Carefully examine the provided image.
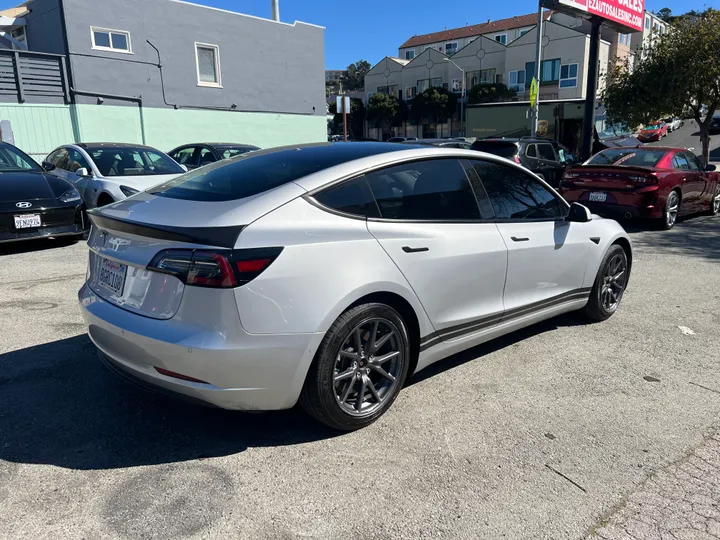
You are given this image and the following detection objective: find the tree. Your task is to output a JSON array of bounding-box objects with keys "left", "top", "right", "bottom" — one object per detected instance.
[
  {"left": 656, "top": 7, "right": 673, "bottom": 23},
  {"left": 409, "top": 87, "right": 458, "bottom": 137},
  {"left": 366, "top": 93, "right": 400, "bottom": 136},
  {"left": 329, "top": 98, "right": 366, "bottom": 139},
  {"left": 467, "top": 83, "right": 517, "bottom": 104},
  {"left": 602, "top": 9, "right": 720, "bottom": 163},
  {"left": 341, "top": 60, "right": 371, "bottom": 91}
]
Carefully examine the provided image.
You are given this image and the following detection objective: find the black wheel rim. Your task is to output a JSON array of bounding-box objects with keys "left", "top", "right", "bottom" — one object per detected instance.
[
  {"left": 666, "top": 192, "right": 679, "bottom": 227},
  {"left": 601, "top": 253, "right": 627, "bottom": 312},
  {"left": 333, "top": 317, "right": 405, "bottom": 417}
]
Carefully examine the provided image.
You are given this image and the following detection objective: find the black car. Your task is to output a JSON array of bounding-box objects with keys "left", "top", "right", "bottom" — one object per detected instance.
[
  {"left": 168, "top": 142, "right": 260, "bottom": 170},
  {"left": 709, "top": 114, "right": 720, "bottom": 135},
  {"left": 470, "top": 137, "right": 576, "bottom": 188},
  {"left": 403, "top": 138, "right": 472, "bottom": 149},
  {"left": 0, "top": 142, "right": 86, "bottom": 244}
]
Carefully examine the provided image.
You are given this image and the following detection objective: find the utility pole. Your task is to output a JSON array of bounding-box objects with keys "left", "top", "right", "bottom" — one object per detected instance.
[
  {"left": 530, "top": 3, "right": 544, "bottom": 136},
  {"left": 271, "top": 0, "right": 279, "bottom": 21},
  {"left": 343, "top": 100, "right": 348, "bottom": 142}
]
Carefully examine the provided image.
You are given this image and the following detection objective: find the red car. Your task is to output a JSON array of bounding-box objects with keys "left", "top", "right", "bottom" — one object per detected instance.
[
  {"left": 637, "top": 121, "right": 668, "bottom": 142},
  {"left": 560, "top": 147, "right": 720, "bottom": 230}
]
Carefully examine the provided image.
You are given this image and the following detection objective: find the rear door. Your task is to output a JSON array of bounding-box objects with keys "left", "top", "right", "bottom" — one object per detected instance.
[
  {"left": 536, "top": 142, "right": 564, "bottom": 187},
  {"left": 682, "top": 152, "right": 708, "bottom": 202},
  {"left": 671, "top": 152, "right": 701, "bottom": 202},
  {"left": 365, "top": 158, "right": 508, "bottom": 341},
  {"left": 471, "top": 158, "right": 589, "bottom": 314}
]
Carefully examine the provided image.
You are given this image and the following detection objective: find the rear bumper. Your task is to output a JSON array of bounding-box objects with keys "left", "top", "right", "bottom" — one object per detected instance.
[
  {"left": 561, "top": 188, "right": 663, "bottom": 219},
  {"left": 0, "top": 205, "right": 87, "bottom": 243},
  {"left": 0, "top": 222, "right": 85, "bottom": 243},
  {"left": 79, "top": 283, "right": 324, "bottom": 411}
]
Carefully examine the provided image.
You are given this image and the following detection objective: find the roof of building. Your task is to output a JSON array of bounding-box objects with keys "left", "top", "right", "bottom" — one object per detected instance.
[
  {"left": 388, "top": 57, "right": 411, "bottom": 66},
  {"left": 399, "top": 11, "right": 552, "bottom": 49}
]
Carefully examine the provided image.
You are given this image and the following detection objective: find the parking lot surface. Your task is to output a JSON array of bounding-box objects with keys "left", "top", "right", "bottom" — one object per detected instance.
[{"left": 1, "top": 213, "right": 719, "bottom": 540}]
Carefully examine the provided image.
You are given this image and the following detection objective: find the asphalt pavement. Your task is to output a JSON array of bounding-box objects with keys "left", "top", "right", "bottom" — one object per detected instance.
[
  {"left": 1, "top": 212, "right": 719, "bottom": 539},
  {"left": 644, "top": 118, "right": 720, "bottom": 163}
]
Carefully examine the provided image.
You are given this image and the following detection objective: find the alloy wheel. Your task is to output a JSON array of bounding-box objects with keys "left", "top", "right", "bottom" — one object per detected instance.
[
  {"left": 333, "top": 318, "right": 405, "bottom": 417},
  {"left": 666, "top": 192, "right": 679, "bottom": 228},
  {"left": 601, "top": 253, "right": 627, "bottom": 312},
  {"left": 713, "top": 186, "right": 720, "bottom": 214}
]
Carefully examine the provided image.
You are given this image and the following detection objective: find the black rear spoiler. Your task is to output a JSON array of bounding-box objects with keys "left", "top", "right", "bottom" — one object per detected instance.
[{"left": 88, "top": 212, "right": 245, "bottom": 248}]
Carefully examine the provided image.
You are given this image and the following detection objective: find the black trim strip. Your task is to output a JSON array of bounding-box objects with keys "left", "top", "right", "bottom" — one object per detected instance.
[
  {"left": 419, "top": 287, "right": 592, "bottom": 352},
  {"left": 88, "top": 213, "right": 245, "bottom": 248}
]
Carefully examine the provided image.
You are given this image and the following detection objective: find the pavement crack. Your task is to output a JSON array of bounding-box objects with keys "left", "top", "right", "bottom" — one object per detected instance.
[
  {"left": 689, "top": 382, "right": 720, "bottom": 395},
  {"left": 545, "top": 464, "right": 587, "bottom": 493}
]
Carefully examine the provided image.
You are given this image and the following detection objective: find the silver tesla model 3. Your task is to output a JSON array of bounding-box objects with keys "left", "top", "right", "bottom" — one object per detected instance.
[{"left": 79, "top": 143, "right": 632, "bottom": 430}]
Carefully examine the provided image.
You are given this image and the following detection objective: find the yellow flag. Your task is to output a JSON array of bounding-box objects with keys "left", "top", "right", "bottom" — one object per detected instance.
[{"left": 530, "top": 77, "right": 539, "bottom": 108}]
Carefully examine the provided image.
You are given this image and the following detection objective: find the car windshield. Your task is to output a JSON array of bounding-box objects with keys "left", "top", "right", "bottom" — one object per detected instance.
[
  {"left": 471, "top": 141, "right": 518, "bottom": 159},
  {"left": 645, "top": 124, "right": 661, "bottom": 130},
  {"left": 587, "top": 149, "right": 668, "bottom": 167},
  {"left": 0, "top": 145, "right": 42, "bottom": 173},
  {"left": 216, "top": 146, "right": 258, "bottom": 160},
  {"left": 88, "top": 146, "right": 184, "bottom": 176}
]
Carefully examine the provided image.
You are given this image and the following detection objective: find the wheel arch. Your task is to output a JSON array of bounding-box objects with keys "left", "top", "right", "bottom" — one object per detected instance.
[{"left": 611, "top": 236, "right": 633, "bottom": 282}]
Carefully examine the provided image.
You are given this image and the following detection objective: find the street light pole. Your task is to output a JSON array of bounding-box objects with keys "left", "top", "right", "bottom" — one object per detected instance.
[
  {"left": 444, "top": 57, "right": 465, "bottom": 137},
  {"left": 531, "top": 3, "right": 544, "bottom": 136}
]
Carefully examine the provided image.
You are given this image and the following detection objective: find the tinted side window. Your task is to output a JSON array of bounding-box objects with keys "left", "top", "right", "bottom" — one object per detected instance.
[
  {"left": 199, "top": 148, "right": 217, "bottom": 166},
  {"left": 672, "top": 153, "right": 690, "bottom": 170},
  {"left": 526, "top": 144, "right": 537, "bottom": 158},
  {"left": 683, "top": 153, "right": 700, "bottom": 171},
  {"left": 472, "top": 160, "right": 565, "bottom": 220},
  {"left": 172, "top": 147, "right": 197, "bottom": 166},
  {"left": 537, "top": 143, "right": 557, "bottom": 161},
  {"left": 314, "top": 176, "right": 380, "bottom": 218},
  {"left": 67, "top": 149, "right": 91, "bottom": 173},
  {"left": 366, "top": 159, "right": 482, "bottom": 220},
  {"left": 52, "top": 148, "right": 72, "bottom": 171}
]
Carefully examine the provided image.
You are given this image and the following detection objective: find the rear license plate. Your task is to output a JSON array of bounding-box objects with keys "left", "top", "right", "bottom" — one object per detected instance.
[
  {"left": 98, "top": 258, "right": 127, "bottom": 296},
  {"left": 14, "top": 214, "right": 41, "bottom": 229},
  {"left": 589, "top": 192, "right": 607, "bottom": 202}
]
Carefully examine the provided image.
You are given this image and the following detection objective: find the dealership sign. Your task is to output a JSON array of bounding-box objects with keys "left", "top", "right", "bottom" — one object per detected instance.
[{"left": 550, "top": 0, "right": 645, "bottom": 32}]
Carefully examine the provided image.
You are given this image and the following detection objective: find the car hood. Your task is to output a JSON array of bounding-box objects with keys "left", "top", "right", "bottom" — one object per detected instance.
[
  {"left": 0, "top": 171, "right": 71, "bottom": 202},
  {"left": 99, "top": 173, "right": 184, "bottom": 191}
]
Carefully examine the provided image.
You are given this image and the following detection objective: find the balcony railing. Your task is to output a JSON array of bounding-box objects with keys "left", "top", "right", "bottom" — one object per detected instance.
[{"left": 0, "top": 49, "right": 70, "bottom": 104}]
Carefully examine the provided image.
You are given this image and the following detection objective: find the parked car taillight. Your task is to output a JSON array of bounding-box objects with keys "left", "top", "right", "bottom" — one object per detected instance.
[
  {"left": 628, "top": 174, "right": 659, "bottom": 184},
  {"left": 514, "top": 156, "right": 522, "bottom": 164},
  {"left": 148, "top": 247, "right": 283, "bottom": 288}
]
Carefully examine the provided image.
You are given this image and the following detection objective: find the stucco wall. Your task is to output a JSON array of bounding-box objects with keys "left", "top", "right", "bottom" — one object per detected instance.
[{"left": 22, "top": 0, "right": 67, "bottom": 55}]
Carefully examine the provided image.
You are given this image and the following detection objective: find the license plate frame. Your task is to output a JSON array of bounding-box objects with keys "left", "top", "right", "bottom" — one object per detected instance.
[
  {"left": 14, "top": 214, "right": 42, "bottom": 229},
  {"left": 589, "top": 192, "right": 607, "bottom": 203},
  {"left": 98, "top": 257, "right": 127, "bottom": 296}
]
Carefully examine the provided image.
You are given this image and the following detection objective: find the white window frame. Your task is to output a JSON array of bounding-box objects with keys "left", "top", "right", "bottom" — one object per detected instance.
[
  {"left": 559, "top": 63, "right": 579, "bottom": 89},
  {"left": 508, "top": 70, "right": 526, "bottom": 92},
  {"left": 495, "top": 33, "right": 507, "bottom": 45},
  {"left": 90, "top": 27, "right": 132, "bottom": 54},
  {"left": 444, "top": 41, "right": 458, "bottom": 55},
  {"left": 405, "top": 49, "right": 415, "bottom": 60},
  {"left": 195, "top": 42, "right": 222, "bottom": 88}
]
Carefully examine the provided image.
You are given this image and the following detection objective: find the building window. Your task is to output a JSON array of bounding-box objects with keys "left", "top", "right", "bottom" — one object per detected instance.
[
  {"left": 405, "top": 50, "right": 415, "bottom": 60},
  {"left": 645, "top": 16, "right": 650, "bottom": 29},
  {"left": 416, "top": 78, "right": 443, "bottom": 93},
  {"left": 560, "top": 63, "right": 578, "bottom": 88},
  {"left": 91, "top": 27, "right": 131, "bottom": 53},
  {"left": 525, "top": 58, "right": 561, "bottom": 86},
  {"left": 495, "top": 34, "right": 507, "bottom": 45},
  {"left": 377, "top": 85, "right": 399, "bottom": 97},
  {"left": 445, "top": 42, "right": 458, "bottom": 55},
  {"left": 508, "top": 70, "right": 526, "bottom": 92},
  {"left": 520, "top": 29, "right": 530, "bottom": 37},
  {"left": 405, "top": 86, "right": 417, "bottom": 100},
  {"left": 495, "top": 73, "right": 503, "bottom": 84},
  {"left": 195, "top": 43, "right": 221, "bottom": 87}
]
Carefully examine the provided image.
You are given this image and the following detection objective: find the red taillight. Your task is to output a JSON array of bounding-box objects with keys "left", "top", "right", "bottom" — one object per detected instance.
[
  {"left": 148, "top": 247, "right": 283, "bottom": 288},
  {"left": 154, "top": 367, "right": 209, "bottom": 384},
  {"left": 514, "top": 156, "right": 522, "bottom": 164},
  {"left": 628, "top": 174, "right": 659, "bottom": 185}
]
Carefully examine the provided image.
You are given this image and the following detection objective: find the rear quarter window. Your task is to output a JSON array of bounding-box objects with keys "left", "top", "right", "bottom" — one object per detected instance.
[{"left": 313, "top": 177, "right": 380, "bottom": 218}]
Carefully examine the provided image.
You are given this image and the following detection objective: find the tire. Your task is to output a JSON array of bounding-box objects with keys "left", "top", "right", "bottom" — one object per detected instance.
[
  {"left": 706, "top": 184, "right": 720, "bottom": 216},
  {"left": 583, "top": 244, "right": 629, "bottom": 322},
  {"left": 300, "top": 303, "right": 411, "bottom": 431},
  {"left": 661, "top": 190, "right": 680, "bottom": 230}
]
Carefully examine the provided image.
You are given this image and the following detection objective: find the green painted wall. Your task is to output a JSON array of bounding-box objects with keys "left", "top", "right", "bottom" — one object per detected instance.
[{"left": 0, "top": 103, "right": 327, "bottom": 159}]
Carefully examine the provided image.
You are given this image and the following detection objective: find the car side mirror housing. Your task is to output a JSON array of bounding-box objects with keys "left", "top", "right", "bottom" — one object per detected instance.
[
  {"left": 566, "top": 202, "right": 592, "bottom": 223},
  {"left": 705, "top": 164, "right": 717, "bottom": 172},
  {"left": 42, "top": 161, "right": 56, "bottom": 171},
  {"left": 76, "top": 167, "right": 91, "bottom": 177}
]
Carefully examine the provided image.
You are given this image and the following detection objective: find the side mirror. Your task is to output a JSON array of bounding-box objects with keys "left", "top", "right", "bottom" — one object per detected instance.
[
  {"left": 705, "top": 164, "right": 717, "bottom": 172},
  {"left": 42, "top": 161, "right": 56, "bottom": 171},
  {"left": 566, "top": 202, "right": 592, "bottom": 223},
  {"left": 75, "top": 167, "right": 91, "bottom": 177}
]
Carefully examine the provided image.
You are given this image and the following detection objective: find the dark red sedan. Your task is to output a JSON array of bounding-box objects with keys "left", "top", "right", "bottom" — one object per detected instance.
[
  {"left": 637, "top": 121, "right": 668, "bottom": 142},
  {"left": 560, "top": 147, "right": 720, "bottom": 230}
]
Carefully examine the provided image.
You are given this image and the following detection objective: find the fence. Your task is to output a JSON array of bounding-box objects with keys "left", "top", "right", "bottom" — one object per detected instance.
[{"left": 0, "top": 49, "right": 69, "bottom": 104}]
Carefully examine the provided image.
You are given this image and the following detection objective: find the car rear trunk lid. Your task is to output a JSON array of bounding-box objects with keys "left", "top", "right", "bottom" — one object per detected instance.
[{"left": 563, "top": 166, "right": 658, "bottom": 190}]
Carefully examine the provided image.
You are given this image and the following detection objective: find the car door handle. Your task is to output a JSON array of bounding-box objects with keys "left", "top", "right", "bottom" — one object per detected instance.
[
  {"left": 402, "top": 246, "right": 429, "bottom": 253},
  {"left": 510, "top": 236, "right": 530, "bottom": 242}
]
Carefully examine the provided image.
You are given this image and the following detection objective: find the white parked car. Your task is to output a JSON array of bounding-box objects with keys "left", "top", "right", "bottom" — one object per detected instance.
[
  {"left": 44, "top": 143, "right": 186, "bottom": 208},
  {"left": 79, "top": 143, "right": 633, "bottom": 430},
  {"left": 663, "top": 118, "right": 684, "bottom": 132}
]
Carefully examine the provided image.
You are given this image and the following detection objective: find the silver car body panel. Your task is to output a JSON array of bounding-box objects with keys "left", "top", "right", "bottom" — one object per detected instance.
[{"left": 79, "top": 145, "right": 632, "bottom": 411}]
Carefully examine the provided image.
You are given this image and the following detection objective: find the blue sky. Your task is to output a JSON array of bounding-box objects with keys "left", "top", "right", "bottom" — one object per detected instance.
[{"left": 2, "top": 0, "right": 717, "bottom": 68}]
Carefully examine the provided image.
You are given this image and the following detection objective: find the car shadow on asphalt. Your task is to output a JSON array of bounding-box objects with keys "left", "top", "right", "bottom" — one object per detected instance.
[
  {"left": 0, "top": 334, "right": 341, "bottom": 470},
  {"left": 0, "top": 237, "right": 82, "bottom": 256},
  {"left": 621, "top": 214, "right": 720, "bottom": 261}
]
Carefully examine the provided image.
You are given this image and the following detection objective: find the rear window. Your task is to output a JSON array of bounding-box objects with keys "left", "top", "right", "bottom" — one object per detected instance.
[
  {"left": 587, "top": 149, "right": 668, "bottom": 167},
  {"left": 148, "top": 143, "right": 407, "bottom": 202},
  {"left": 216, "top": 146, "right": 259, "bottom": 160},
  {"left": 471, "top": 141, "right": 518, "bottom": 159}
]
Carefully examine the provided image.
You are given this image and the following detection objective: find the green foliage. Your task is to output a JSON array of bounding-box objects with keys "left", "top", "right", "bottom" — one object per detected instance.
[
  {"left": 366, "top": 93, "right": 400, "bottom": 130},
  {"left": 602, "top": 9, "right": 720, "bottom": 162},
  {"left": 467, "top": 83, "right": 517, "bottom": 104},
  {"left": 341, "top": 60, "right": 371, "bottom": 91},
  {"left": 329, "top": 98, "right": 366, "bottom": 139},
  {"left": 409, "top": 87, "right": 458, "bottom": 128}
]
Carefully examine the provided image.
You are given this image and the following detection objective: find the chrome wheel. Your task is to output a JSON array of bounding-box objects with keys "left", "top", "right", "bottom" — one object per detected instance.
[
  {"left": 666, "top": 191, "right": 679, "bottom": 228},
  {"left": 333, "top": 317, "right": 405, "bottom": 417},
  {"left": 601, "top": 253, "right": 627, "bottom": 312},
  {"left": 713, "top": 186, "right": 720, "bottom": 214}
]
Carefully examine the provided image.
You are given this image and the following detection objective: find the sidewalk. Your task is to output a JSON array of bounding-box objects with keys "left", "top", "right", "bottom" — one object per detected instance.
[{"left": 589, "top": 429, "right": 720, "bottom": 540}]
